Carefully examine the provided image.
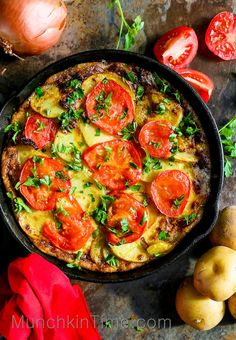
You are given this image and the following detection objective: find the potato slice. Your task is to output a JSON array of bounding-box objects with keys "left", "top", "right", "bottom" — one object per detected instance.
[
  {"left": 90, "top": 230, "right": 106, "bottom": 265},
  {"left": 16, "top": 145, "right": 51, "bottom": 166},
  {"left": 70, "top": 168, "right": 105, "bottom": 213},
  {"left": 18, "top": 210, "right": 54, "bottom": 238},
  {"left": 54, "top": 127, "right": 86, "bottom": 162},
  {"left": 174, "top": 151, "right": 198, "bottom": 163},
  {"left": 78, "top": 121, "right": 114, "bottom": 146},
  {"left": 147, "top": 241, "right": 174, "bottom": 256},
  {"left": 30, "top": 85, "right": 64, "bottom": 118},
  {"left": 81, "top": 72, "right": 135, "bottom": 99},
  {"left": 111, "top": 241, "right": 150, "bottom": 263},
  {"left": 135, "top": 90, "right": 183, "bottom": 127}
]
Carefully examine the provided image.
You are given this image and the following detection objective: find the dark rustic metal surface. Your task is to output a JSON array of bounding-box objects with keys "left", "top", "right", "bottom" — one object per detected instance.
[{"left": 0, "top": 1, "right": 236, "bottom": 339}]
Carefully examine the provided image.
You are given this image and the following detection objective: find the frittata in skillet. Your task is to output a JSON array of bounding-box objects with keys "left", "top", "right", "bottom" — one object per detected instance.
[{"left": 2, "top": 61, "right": 210, "bottom": 272}]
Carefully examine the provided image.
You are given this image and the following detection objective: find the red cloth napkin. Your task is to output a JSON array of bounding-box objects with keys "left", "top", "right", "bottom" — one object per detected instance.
[{"left": 0, "top": 254, "right": 101, "bottom": 340}]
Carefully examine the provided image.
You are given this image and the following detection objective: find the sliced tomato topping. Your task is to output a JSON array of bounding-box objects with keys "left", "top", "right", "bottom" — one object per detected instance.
[
  {"left": 154, "top": 26, "right": 198, "bottom": 69},
  {"left": 86, "top": 79, "right": 134, "bottom": 135},
  {"left": 205, "top": 11, "right": 236, "bottom": 60},
  {"left": 151, "top": 170, "right": 190, "bottom": 217},
  {"left": 138, "top": 120, "right": 173, "bottom": 159},
  {"left": 82, "top": 140, "right": 142, "bottom": 190},
  {"left": 106, "top": 192, "right": 148, "bottom": 245},
  {"left": 20, "top": 157, "right": 71, "bottom": 211},
  {"left": 25, "top": 113, "right": 58, "bottom": 149},
  {"left": 177, "top": 69, "right": 214, "bottom": 103},
  {"left": 43, "top": 194, "right": 94, "bottom": 251}
]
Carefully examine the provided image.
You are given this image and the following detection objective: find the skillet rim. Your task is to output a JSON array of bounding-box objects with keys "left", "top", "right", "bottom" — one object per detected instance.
[{"left": 0, "top": 49, "right": 224, "bottom": 283}]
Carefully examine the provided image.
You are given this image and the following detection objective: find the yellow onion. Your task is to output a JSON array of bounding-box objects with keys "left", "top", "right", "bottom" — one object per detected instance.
[{"left": 0, "top": 0, "right": 67, "bottom": 56}]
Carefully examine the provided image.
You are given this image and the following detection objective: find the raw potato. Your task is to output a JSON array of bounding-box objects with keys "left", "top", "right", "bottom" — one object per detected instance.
[
  {"left": 176, "top": 277, "right": 225, "bottom": 331},
  {"left": 193, "top": 246, "right": 236, "bottom": 301},
  {"left": 209, "top": 206, "right": 236, "bottom": 250},
  {"left": 30, "top": 85, "right": 64, "bottom": 118},
  {"left": 228, "top": 293, "right": 236, "bottom": 319}
]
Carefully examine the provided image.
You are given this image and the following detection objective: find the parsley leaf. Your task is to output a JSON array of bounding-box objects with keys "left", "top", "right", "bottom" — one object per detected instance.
[
  {"left": 173, "top": 194, "right": 185, "bottom": 208},
  {"left": 219, "top": 115, "right": 236, "bottom": 177},
  {"left": 158, "top": 230, "right": 170, "bottom": 241},
  {"left": 108, "top": 0, "right": 144, "bottom": 51},
  {"left": 4, "top": 122, "right": 22, "bottom": 143},
  {"left": 35, "top": 87, "right": 44, "bottom": 98},
  {"left": 143, "top": 151, "right": 162, "bottom": 173},
  {"left": 179, "top": 113, "right": 199, "bottom": 137},
  {"left": 184, "top": 213, "right": 197, "bottom": 225},
  {"left": 7, "top": 192, "right": 32, "bottom": 214},
  {"left": 105, "top": 254, "right": 119, "bottom": 267},
  {"left": 120, "top": 121, "right": 137, "bottom": 140}
]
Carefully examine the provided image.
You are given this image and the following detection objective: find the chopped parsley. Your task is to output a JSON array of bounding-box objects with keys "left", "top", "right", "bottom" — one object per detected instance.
[
  {"left": 149, "top": 141, "right": 160, "bottom": 148},
  {"left": 35, "top": 87, "right": 44, "bottom": 98},
  {"left": 129, "top": 162, "right": 138, "bottom": 169},
  {"left": 120, "top": 108, "right": 128, "bottom": 120},
  {"left": 55, "top": 171, "right": 69, "bottom": 181},
  {"left": 105, "top": 254, "right": 119, "bottom": 267},
  {"left": 136, "top": 86, "right": 144, "bottom": 100},
  {"left": 66, "top": 251, "right": 83, "bottom": 269},
  {"left": 95, "top": 128, "right": 101, "bottom": 136},
  {"left": 92, "top": 195, "right": 115, "bottom": 225},
  {"left": 7, "top": 192, "right": 32, "bottom": 214},
  {"left": 102, "top": 78, "right": 109, "bottom": 84},
  {"left": 104, "top": 145, "right": 112, "bottom": 161},
  {"left": 143, "top": 194, "right": 149, "bottom": 207},
  {"left": 173, "top": 194, "right": 185, "bottom": 208},
  {"left": 179, "top": 113, "right": 199, "bottom": 137},
  {"left": 140, "top": 211, "right": 148, "bottom": 226},
  {"left": 125, "top": 71, "right": 137, "bottom": 83},
  {"left": 120, "top": 218, "right": 129, "bottom": 233},
  {"left": 95, "top": 91, "right": 113, "bottom": 116},
  {"left": 58, "top": 108, "right": 85, "bottom": 129},
  {"left": 83, "top": 182, "right": 93, "bottom": 189},
  {"left": 143, "top": 152, "right": 162, "bottom": 173},
  {"left": 69, "top": 186, "right": 77, "bottom": 195},
  {"left": 120, "top": 121, "right": 138, "bottom": 140},
  {"left": 4, "top": 122, "right": 22, "bottom": 143},
  {"left": 184, "top": 213, "right": 197, "bottom": 225},
  {"left": 156, "top": 102, "right": 166, "bottom": 115},
  {"left": 129, "top": 184, "right": 141, "bottom": 191},
  {"left": 158, "top": 230, "right": 170, "bottom": 241},
  {"left": 34, "top": 119, "right": 46, "bottom": 133}
]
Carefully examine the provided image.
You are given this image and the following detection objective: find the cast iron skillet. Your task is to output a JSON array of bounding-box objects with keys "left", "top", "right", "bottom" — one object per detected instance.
[{"left": 0, "top": 50, "right": 224, "bottom": 283}]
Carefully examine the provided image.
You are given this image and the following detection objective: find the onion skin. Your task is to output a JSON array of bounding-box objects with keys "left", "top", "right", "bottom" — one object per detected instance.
[{"left": 0, "top": 0, "right": 67, "bottom": 56}]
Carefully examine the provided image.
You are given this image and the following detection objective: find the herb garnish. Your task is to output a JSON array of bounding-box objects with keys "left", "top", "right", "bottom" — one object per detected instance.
[
  {"left": 95, "top": 91, "right": 113, "bottom": 116},
  {"left": 92, "top": 195, "right": 115, "bottom": 225},
  {"left": 158, "top": 230, "right": 170, "bottom": 241},
  {"left": 55, "top": 171, "right": 69, "bottom": 182},
  {"left": 125, "top": 71, "right": 137, "bottom": 83},
  {"left": 219, "top": 115, "right": 236, "bottom": 177},
  {"left": 184, "top": 213, "right": 197, "bottom": 225},
  {"left": 120, "top": 218, "right": 129, "bottom": 233},
  {"left": 105, "top": 254, "right": 119, "bottom": 267},
  {"left": 66, "top": 251, "right": 83, "bottom": 269},
  {"left": 108, "top": 0, "right": 144, "bottom": 50},
  {"left": 179, "top": 113, "right": 199, "bottom": 137},
  {"left": 143, "top": 152, "right": 162, "bottom": 173},
  {"left": 58, "top": 108, "right": 85, "bottom": 129},
  {"left": 34, "top": 119, "right": 46, "bottom": 133},
  {"left": 35, "top": 87, "right": 44, "bottom": 99},
  {"left": 120, "top": 121, "right": 137, "bottom": 140},
  {"left": 136, "top": 86, "right": 144, "bottom": 100},
  {"left": 173, "top": 194, "right": 185, "bottom": 208},
  {"left": 95, "top": 128, "right": 101, "bottom": 136},
  {"left": 4, "top": 122, "right": 22, "bottom": 143},
  {"left": 7, "top": 192, "right": 32, "bottom": 214}
]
